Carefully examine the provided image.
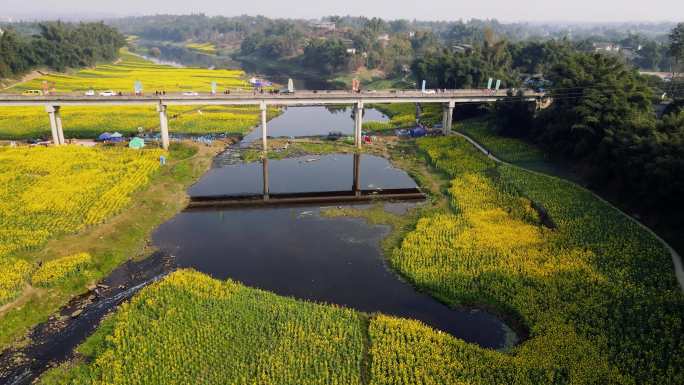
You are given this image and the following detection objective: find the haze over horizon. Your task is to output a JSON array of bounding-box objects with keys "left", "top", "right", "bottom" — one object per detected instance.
[{"left": 2, "top": 0, "right": 683, "bottom": 23}]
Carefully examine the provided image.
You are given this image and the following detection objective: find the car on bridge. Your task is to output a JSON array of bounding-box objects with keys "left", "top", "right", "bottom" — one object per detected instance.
[
  {"left": 99, "top": 90, "right": 116, "bottom": 96},
  {"left": 182, "top": 91, "right": 200, "bottom": 96},
  {"left": 84, "top": 90, "right": 95, "bottom": 96},
  {"left": 22, "top": 90, "right": 43, "bottom": 96}
]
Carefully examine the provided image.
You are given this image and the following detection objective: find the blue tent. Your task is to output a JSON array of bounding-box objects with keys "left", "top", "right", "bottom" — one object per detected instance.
[
  {"left": 97, "top": 132, "right": 112, "bottom": 141},
  {"left": 109, "top": 132, "right": 124, "bottom": 143},
  {"left": 409, "top": 126, "right": 427, "bottom": 138}
]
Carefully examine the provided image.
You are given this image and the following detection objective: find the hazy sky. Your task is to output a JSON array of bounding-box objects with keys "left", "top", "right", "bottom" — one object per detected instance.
[{"left": 3, "top": 0, "right": 683, "bottom": 22}]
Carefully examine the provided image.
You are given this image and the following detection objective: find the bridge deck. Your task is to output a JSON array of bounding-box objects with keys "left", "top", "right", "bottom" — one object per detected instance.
[{"left": 0, "top": 90, "right": 543, "bottom": 107}]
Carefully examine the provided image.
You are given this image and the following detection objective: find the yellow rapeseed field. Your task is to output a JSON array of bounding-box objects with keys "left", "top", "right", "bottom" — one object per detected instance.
[
  {"left": 186, "top": 42, "right": 218, "bottom": 55},
  {"left": 31, "top": 253, "right": 93, "bottom": 287},
  {"left": 0, "top": 49, "right": 272, "bottom": 139},
  {"left": 0, "top": 258, "right": 33, "bottom": 305},
  {"left": 376, "top": 136, "right": 683, "bottom": 385},
  {"left": 36, "top": 135, "right": 684, "bottom": 384},
  {"left": 0, "top": 146, "right": 162, "bottom": 261},
  {"left": 49, "top": 269, "right": 366, "bottom": 385},
  {"left": 10, "top": 49, "right": 245, "bottom": 93},
  {"left": 0, "top": 146, "right": 161, "bottom": 305}
]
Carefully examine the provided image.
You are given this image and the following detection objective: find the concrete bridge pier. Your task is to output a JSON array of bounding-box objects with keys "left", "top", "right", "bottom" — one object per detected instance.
[
  {"left": 353, "top": 153, "right": 361, "bottom": 197},
  {"left": 46, "top": 105, "right": 65, "bottom": 145},
  {"left": 262, "top": 158, "right": 270, "bottom": 200},
  {"left": 354, "top": 102, "right": 364, "bottom": 149},
  {"left": 157, "top": 103, "right": 170, "bottom": 150},
  {"left": 442, "top": 101, "right": 455, "bottom": 134},
  {"left": 260, "top": 102, "right": 268, "bottom": 152}
]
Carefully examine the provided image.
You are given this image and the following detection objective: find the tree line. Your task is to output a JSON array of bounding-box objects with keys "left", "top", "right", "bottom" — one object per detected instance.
[
  {"left": 0, "top": 21, "right": 125, "bottom": 79},
  {"left": 492, "top": 23, "right": 684, "bottom": 235},
  {"left": 109, "top": 14, "right": 677, "bottom": 76}
]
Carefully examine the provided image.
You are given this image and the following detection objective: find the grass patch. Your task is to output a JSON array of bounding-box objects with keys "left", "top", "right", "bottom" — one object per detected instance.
[{"left": 241, "top": 139, "right": 357, "bottom": 162}]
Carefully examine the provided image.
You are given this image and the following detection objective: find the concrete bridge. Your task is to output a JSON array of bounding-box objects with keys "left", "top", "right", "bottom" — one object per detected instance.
[{"left": 0, "top": 90, "right": 543, "bottom": 150}]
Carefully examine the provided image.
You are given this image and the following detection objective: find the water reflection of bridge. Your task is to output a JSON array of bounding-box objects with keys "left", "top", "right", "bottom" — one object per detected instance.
[{"left": 187, "top": 153, "right": 425, "bottom": 208}]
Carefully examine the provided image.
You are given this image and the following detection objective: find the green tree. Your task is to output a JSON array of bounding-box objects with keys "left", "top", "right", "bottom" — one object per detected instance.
[
  {"left": 536, "top": 52, "right": 654, "bottom": 161},
  {"left": 668, "top": 23, "right": 684, "bottom": 76},
  {"left": 303, "top": 38, "right": 349, "bottom": 74}
]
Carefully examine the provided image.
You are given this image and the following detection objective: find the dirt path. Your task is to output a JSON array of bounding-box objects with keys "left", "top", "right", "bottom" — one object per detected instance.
[{"left": 1, "top": 71, "right": 47, "bottom": 91}]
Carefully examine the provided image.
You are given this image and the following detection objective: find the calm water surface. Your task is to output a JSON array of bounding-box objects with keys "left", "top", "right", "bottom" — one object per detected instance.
[
  {"left": 190, "top": 153, "right": 415, "bottom": 197},
  {"left": 242, "top": 106, "right": 388, "bottom": 143},
  {"left": 152, "top": 205, "right": 515, "bottom": 349}
]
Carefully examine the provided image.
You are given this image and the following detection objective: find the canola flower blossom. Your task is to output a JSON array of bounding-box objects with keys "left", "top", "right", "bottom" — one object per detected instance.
[
  {"left": 0, "top": 145, "right": 162, "bottom": 275},
  {"left": 31, "top": 253, "right": 92, "bottom": 287},
  {"left": 375, "top": 136, "right": 683, "bottom": 385},
  {"left": 0, "top": 49, "right": 274, "bottom": 139},
  {"left": 0, "top": 258, "right": 33, "bottom": 305},
  {"left": 52, "top": 270, "right": 366, "bottom": 385}
]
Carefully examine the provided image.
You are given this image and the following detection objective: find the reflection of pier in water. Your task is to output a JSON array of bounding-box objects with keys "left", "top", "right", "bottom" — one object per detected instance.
[{"left": 188, "top": 153, "right": 425, "bottom": 208}]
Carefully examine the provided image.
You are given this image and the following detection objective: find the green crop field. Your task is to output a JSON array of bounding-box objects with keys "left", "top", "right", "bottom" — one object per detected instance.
[
  {"left": 456, "top": 120, "right": 546, "bottom": 164},
  {"left": 0, "top": 49, "right": 276, "bottom": 139}
]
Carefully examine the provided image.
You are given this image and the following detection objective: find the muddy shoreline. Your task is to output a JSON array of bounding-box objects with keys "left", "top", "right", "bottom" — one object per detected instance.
[{"left": 0, "top": 253, "right": 176, "bottom": 385}]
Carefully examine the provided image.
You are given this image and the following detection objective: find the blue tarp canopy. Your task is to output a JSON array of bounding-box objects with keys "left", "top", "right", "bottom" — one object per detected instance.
[
  {"left": 109, "top": 132, "right": 124, "bottom": 143},
  {"left": 409, "top": 126, "right": 427, "bottom": 137},
  {"left": 97, "top": 132, "right": 112, "bottom": 141}
]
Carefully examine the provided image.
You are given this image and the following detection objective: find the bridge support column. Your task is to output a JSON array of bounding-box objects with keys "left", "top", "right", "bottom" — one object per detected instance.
[
  {"left": 55, "top": 106, "right": 65, "bottom": 144},
  {"left": 354, "top": 101, "right": 364, "bottom": 149},
  {"left": 443, "top": 101, "right": 455, "bottom": 135},
  {"left": 353, "top": 152, "right": 361, "bottom": 197},
  {"left": 260, "top": 102, "right": 268, "bottom": 152},
  {"left": 262, "top": 158, "right": 270, "bottom": 201},
  {"left": 46, "top": 105, "right": 64, "bottom": 145},
  {"left": 157, "top": 103, "right": 169, "bottom": 150}
]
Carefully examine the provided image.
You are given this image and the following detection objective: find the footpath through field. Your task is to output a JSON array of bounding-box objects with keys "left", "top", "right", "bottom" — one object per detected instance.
[{"left": 453, "top": 130, "right": 684, "bottom": 292}]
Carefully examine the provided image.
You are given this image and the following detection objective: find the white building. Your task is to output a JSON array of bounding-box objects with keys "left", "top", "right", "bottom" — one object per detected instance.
[
  {"left": 593, "top": 42, "right": 621, "bottom": 53},
  {"left": 312, "top": 21, "right": 336, "bottom": 32}
]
